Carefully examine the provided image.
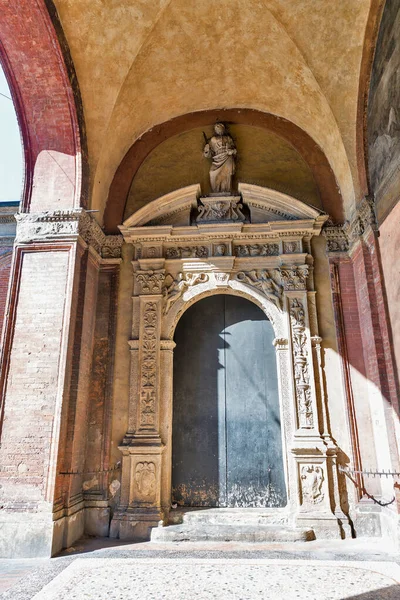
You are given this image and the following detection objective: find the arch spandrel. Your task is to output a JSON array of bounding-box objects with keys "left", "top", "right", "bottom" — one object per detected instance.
[{"left": 161, "top": 278, "right": 286, "bottom": 341}]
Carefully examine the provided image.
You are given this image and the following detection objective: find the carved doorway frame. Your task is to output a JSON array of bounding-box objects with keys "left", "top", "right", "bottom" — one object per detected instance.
[{"left": 111, "top": 183, "right": 348, "bottom": 541}]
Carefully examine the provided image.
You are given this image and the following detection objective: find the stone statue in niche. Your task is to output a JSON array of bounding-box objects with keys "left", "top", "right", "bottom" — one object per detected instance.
[{"left": 203, "top": 123, "right": 237, "bottom": 193}]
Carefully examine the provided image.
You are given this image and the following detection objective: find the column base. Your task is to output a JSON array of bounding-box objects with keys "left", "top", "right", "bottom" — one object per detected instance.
[
  {"left": 296, "top": 514, "right": 348, "bottom": 539},
  {"left": 110, "top": 508, "right": 162, "bottom": 541}
]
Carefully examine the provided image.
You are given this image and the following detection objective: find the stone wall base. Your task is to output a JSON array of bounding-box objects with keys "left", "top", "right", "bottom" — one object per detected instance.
[
  {"left": 296, "top": 515, "right": 348, "bottom": 539},
  {"left": 110, "top": 509, "right": 162, "bottom": 541},
  {"left": 0, "top": 511, "right": 54, "bottom": 558},
  {"left": 52, "top": 507, "right": 85, "bottom": 556},
  {"left": 85, "top": 505, "right": 111, "bottom": 537}
]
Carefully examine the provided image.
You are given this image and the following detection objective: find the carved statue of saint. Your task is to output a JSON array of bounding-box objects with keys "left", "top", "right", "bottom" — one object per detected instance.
[{"left": 203, "top": 123, "right": 237, "bottom": 193}]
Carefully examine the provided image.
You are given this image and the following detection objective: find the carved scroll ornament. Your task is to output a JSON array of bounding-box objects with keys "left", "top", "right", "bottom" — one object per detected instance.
[
  {"left": 290, "top": 298, "right": 313, "bottom": 428},
  {"left": 139, "top": 302, "right": 158, "bottom": 427},
  {"left": 196, "top": 197, "right": 245, "bottom": 223},
  {"left": 280, "top": 266, "right": 309, "bottom": 291},
  {"left": 166, "top": 246, "right": 209, "bottom": 259},
  {"left": 163, "top": 272, "right": 209, "bottom": 314},
  {"left": 136, "top": 270, "right": 165, "bottom": 295},
  {"left": 235, "top": 269, "right": 282, "bottom": 310}
]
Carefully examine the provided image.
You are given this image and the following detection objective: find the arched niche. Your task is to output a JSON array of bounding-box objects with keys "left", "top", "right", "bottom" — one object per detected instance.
[
  {"left": 104, "top": 109, "right": 343, "bottom": 233},
  {"left": 124, "top": 124, "right": 322, "bottom": 220}
]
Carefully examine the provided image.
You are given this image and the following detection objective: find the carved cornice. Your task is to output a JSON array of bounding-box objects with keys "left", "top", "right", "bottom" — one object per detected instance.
[
  {"left": 15, "top": 210, "right": 123, "bottom": 258},
  {"left": 322, "top": 196, "right": 377, "bottom": 255}
]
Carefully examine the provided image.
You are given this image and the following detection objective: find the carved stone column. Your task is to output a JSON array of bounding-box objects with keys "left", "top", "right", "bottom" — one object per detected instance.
[
  {"left": 281, "top": 266, "right": 347, "bottom": 538},
  {"left": 111, "top": 266, "right": 166, "bottom": 541}
]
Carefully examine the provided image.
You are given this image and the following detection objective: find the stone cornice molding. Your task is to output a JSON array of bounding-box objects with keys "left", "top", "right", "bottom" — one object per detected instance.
[
  {"left": 15, "top": 209, "right": 123, "bottom": 258},
  {"left": 322, "top": 196, "right": 377, "bottom": 255},
  {"left": 123, "top": 184, "right": 201, "bottom": 228},
  {"left": 238, "top": 182, "right": 325, "bottom": 222}
]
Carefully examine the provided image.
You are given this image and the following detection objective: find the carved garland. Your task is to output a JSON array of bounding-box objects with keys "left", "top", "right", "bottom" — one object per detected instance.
[
  {"left": 290, "top": 298, "right": 313, "bottom": 429},
  {"left": 139, "top": 302, "right": 158, "bottom": 428}
]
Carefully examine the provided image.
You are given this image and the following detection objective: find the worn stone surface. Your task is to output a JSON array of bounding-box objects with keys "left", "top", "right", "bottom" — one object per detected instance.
[{"left": 31, "top": 557, "right": 400, "bottom": 600}]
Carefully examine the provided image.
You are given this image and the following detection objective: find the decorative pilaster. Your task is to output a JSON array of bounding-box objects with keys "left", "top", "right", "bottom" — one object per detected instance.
[
  {"left": 112, "top": 264, "right": 166, "bottom": 540},
  {"left": 281, "top": 264, "right": 347, "bottom": 537}
]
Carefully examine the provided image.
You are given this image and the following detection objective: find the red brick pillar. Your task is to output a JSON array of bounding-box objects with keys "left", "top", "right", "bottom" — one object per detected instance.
[
  {"left": 0, "top": 211, "right": 122, "bottom": 557},
  {"left": 324, "top": 198, "right": 400, "bottom": 538}
]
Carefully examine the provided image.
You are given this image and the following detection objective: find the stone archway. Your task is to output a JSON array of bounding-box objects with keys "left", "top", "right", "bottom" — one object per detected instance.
[{"left": 111, "top": 183, "right": 350, "bottom": 542}]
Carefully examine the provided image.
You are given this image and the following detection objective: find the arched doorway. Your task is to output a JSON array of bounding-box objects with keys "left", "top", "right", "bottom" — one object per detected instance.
[{"left": 172, "top": 294, "right": 287, "bottom": 509}]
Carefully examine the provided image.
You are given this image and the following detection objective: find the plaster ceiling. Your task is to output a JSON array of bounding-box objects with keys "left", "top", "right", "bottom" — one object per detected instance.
[{"left": 54, "top": 0, "right": 372, "bottom": 222}]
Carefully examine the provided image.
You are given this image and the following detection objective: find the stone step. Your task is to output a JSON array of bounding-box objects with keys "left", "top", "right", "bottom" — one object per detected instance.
[
  {"left": 168, "top": 507, "right": 289, "bottom": 526},
  {"left": 151, "top": 523, "right": 315, "bottom": 543}
]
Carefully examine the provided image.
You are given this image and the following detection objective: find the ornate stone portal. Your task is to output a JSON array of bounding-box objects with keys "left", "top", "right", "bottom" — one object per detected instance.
[{"left": 111, "top": 183, "right": 350, "bottom": 541}]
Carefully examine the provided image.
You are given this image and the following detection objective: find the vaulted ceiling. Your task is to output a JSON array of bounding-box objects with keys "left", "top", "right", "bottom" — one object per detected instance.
[{"left": 53, "top": 0, "right": 378, "bottom": 223}]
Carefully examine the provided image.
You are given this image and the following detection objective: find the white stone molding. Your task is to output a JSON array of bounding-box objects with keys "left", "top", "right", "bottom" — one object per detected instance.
[
  {"left": 123, "top": 184, "right": 200, "bottom": 228},
  {"left": 238, "top": 182, "right": 325, "bottom": 223},
  {"left": 14, "top": 209, "right": 123, "bottom": 258}
]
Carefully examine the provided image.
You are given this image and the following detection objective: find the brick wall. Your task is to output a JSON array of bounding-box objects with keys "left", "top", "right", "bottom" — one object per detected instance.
[
  {"left": 0, "top": 250, "right": 12, "bottom": 340},
  {"left": 0, "top": 248, "right": 72, "bottom": 508}
]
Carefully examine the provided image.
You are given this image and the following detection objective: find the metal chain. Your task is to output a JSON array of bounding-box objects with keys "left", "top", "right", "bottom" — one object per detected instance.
[{"left": 339, "top": 466, "right": 396, "bottom": 507}]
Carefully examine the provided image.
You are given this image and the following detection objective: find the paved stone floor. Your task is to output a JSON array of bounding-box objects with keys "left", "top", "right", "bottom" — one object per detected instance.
[{"left": 1, "top": 538, "right": 400, "bottom": 599}]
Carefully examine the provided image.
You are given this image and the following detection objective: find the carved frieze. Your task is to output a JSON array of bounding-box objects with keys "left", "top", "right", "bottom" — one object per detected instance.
[
  {"left": 136, "top": 270, "right": 165, "bottom": 295},
  {"left": 323, "top": 196, "right": 377, "bottom": 254},
  {"left": 139, "top": 302, "right": 158, "bottom": 428},
  {"left": 290, "top": 298, "right": 313, "bottom": 429},
  {"left": 163, "top": 272, "right": 209, "bottom": 314},
  {"left": 165, "top": 246, "right": 209, "bottom": 259},
  {"left": 234, "top": 243, "right": 279, "bottom": 257},
  {"left": 15, "top": 209, "right": 123, "bottom": 258},
  {"left": 300, "top": 465, "right": 324, "bottom": 505},
  {"left": 280, "top": 266, "right": 309, "bottom": 291},
  {"left": 322, "top": 225, "right": 349, "bottom": 253},
  {"left": 235, "top": 269, "right": 283, "bottom": 310}
]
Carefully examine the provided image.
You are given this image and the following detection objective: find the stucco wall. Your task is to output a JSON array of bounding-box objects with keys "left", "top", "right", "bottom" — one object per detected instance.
[{"left": 379, "top": 201, "right": 400, "bottom": 388}]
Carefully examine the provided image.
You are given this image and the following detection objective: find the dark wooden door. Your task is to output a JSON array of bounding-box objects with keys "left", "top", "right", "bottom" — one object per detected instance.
[{"left": 172, "top": 295, "right": 286, "bottom": 508}]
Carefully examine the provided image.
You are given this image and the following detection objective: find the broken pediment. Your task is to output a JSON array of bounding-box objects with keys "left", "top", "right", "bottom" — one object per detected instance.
[
  {"left": 238, "top": 183, "right": 324, "bottom": 223},
  {"left": 122, "top": 182, "right": 325, "bottom": 229},
  {"left": 123, "top": 184, "right": 201, "bottom": 228}
]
